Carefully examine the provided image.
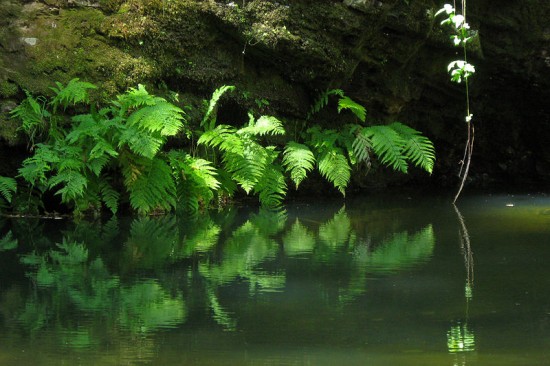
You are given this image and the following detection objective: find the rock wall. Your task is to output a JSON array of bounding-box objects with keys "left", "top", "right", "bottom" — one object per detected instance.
[{"left": 1, "top": 0, "right": 549, "bottom": 189}]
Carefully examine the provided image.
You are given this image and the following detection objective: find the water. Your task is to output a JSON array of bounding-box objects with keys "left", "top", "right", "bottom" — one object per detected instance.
[{"left": 1, "top": 193, "right": 550, "bottom": 365}]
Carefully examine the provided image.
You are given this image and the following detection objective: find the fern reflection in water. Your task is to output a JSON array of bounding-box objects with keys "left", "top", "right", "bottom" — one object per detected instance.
[{"left": 6, "top": 204, "right": 435, "bottom": 354}]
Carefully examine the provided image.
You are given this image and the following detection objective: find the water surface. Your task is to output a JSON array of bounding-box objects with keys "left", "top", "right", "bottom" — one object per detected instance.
[{"left": 1, "top": 193, "right": 550, "bottom": 365}]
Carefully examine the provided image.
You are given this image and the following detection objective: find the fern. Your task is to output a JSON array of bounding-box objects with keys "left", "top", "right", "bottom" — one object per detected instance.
[
  {"left": 10, "top": 91, "right": 51, "bottom": 143},
  {"left": 18, "top": 143, "right": 61, "bottom": 186},
  {"left": 254, "top": 149, "right": 287, "bottom": 208},
  {"left": 201, "top": 85, "right": 235, "bottom": 131},
  {"left": 98, "top": 179, "right": 120, "bottom": 214},
  {"left": 337, "top": 96, "right": 367, "bottom": 123},
  {"left": 388, "top": 122, "right": 435, "bottom": 174},
  {"left": 363, "top": 125, "right": 408, "bottom": 173},
  {"left": 238, "top": 114, "right": 285, "bottom": 137},
  {"left": 351, "top": 128, "right": 372, "bottom": 165},
  {"left": 282, "top": 142, "right": 315, "bottom": 189},
  {"left": 122, "top": 155, "right": 176, "bottom": 215},
  {"left": 317, "top": 147, "right": 351, "bottom": 196},
  {"left": 126, "top": 101, "right": 185, "bottom": 137},
  {"left": 168, "top": 150, "right": 219, "bottom": 212},
  {"left": 0, "top": 176, "right": 17, "bottom": 204},
  {"left": 50, "top": 78, "right": 97, "bottom": 112},
  {"left": 307, "top": 89, "right": 344, "bottom": 119},
  {"left": 48, "top": 170, "right": 88, "bottom": 203}
]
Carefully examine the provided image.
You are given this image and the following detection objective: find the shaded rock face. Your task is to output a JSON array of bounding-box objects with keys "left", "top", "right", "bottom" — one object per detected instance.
[{"left": 0, "top": 0, "right": 548, "bottom": 189}]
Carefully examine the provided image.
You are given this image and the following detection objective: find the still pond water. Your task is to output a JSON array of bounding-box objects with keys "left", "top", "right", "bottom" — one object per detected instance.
[{"left": 1, "top": 193, "right": 550, "bottom": 365}]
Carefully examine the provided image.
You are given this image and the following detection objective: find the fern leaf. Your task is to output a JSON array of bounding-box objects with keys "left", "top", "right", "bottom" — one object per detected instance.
[
  {"left": 197, "top": 125, "right": 240, "bottom": 151},
  {"left": 337, "top": 96, "right": 366, "bottom": 122},
  {"left": 98, "top": 179, "right": 120, "bottom": 214},
  {"left": 18, "top": 143, "right": 60, "bottom": 186},
  {"left": 201, "top": 85, "right": 235, "bottom": 131},
  {"left": 119, "top": 126, "right": 164, "bottom": 159},
  {"left": 0, "top": 176, "right": 17, "bottom": 204},
  {"left": 317, "top": 147, "right": 351, "bottom": 196},
  {"left": 255, "top": 160, "right": 287, "bottom": 208},
  {"left": 282, "top": 142, "right": 315, "bottom": 189},
  {"left": 114, "top": 84, "right": 164, "bottom": 115},
  {"left": 307, "top": 89, "right": 344, "bottom": 119},
  {"left": 126, "top": 101, "right": 185, "bottom": 137},
  {"left": 50, "top": 78, "right": 97, "bottom": 112},
  {"left": 389, "top": 122, "right": 436, "bottom": 174},
  {"left": 352, "top": 129, "right": 372, "bottom": 164},
  {"left": 238, "top": 115, "right": 285, "bottom": 136},
  {"left": 48, "top": 170, "right": 88, "bottom": 202},
  {"left": 10, "top": 92, "right": 50, "bottom": 141},
  {"left": 123, "top": 157, "right": 176, "bottom": 215},
  {"left": 364, "top": 125, "right": 408, "bottom": 173}
]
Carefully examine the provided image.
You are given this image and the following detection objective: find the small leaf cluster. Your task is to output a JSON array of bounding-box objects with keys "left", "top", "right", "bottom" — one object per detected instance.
[{"left": 435, "top": 4, "right": 477, "bottom": 83}]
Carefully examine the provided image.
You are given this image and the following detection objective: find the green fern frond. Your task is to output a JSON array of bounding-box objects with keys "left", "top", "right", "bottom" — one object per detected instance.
[
  {"left": 123, "top": 156, "right": 176, "bottom": 215},
  {"left": 48, "top": 170, "right": 88, "bottom": 202},
  {"left": 282, "top": 142, "right": 315, "bottom": 189},
  {"left": 363, "top": 125, "right": 408, "bottom": 173},
  {"left": 307, "top": 89, "right": 344, "bottom": 119},
  {"left": 223, "top": 141, "right": 269, "bottom": 193},
  {"left": 168, "top": 150, "right": 220, "bottom": 212},
  {"left": 98, "top": 179, "right": 120, "bottom": 214},
  {"left": 317, "top": 147, "right": 351, "bottom": 196},
  {"left": 115, "top": 84, "right": 165, "bottom": 115},
  {"left": 50, "top": 78, "right": 97, "bottom": 112},
  {"left": 351, "top": 129, "right": 372, "bottom": 165},
  {"left": 238, "top": 115, "right": 285, "bottom": 136},
  {"left": 119, "top": 127, "right": 164, "bottom": 159},
  {"left": 18, "top": 143, "right": 61, "bottom": 185},
  {"left": 254, "top": 149, "right": 287, "bottom": 207},
  {"left": 201, "top": 85, "right": 235, "bottom": 131},
  {"left": 198, "top": 125, "right": 240, "bottom": 152},
  {"left": 389, "top": 122, "right": 435, "bottom": 174},
  {"left": 0, "top": 176, "right": 17, "bottom": 204},
  {"left": 126, "top": 101, "right": 185, "bottom": 137},
  {"left": 10, "top": 91, "right": 51, "bottom": 141},
  {"left": 337, "top": 96, "right": 367, "bottom": 122}
]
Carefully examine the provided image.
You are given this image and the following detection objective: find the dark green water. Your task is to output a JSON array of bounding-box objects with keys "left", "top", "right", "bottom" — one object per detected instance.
[{"left": 1, "top": 193, "right": 550, "bottom": 365}]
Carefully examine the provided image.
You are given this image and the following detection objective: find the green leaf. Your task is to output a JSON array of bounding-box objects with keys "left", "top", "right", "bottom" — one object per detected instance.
[
  {"left": 337, "top": 96, "right": 366, "bottom": 122},
  {"left": 126, "top": 101, "right": 185, "bottom": 137},
  {"left": 201, "top": 85, "right": 235, "bottom": 131},
  {"left": 0, "top": 176, "right": 17, "bottom": 203},
  {"left": 282, "top": 142, "right": 315, "bottom": 189},
  {"left": 238, "top": 115, "right": 285, "bottom": 136},
  {"left": 50, "top": 78, "right": 97, "bottom": 112},
  {"left": 364, "top": 125, "right": 408, "bottom": 173},
  {"left": 317, "top": 147, "right": 351, "bottom": 196},
  {"left": 389, "top": 122, "right": 435, "bottom": 174}
]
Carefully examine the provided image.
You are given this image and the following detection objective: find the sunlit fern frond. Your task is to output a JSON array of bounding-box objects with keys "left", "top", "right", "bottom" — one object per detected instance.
[
  {"left": 307, "top": 89, "right": 344, "bottom": 119},
  {"left": 123, "top": 156, "right": 176, "bottom": 215},
  {"left": 254, "top": 149, "right": 287, "bottom": 208},
  {"left": 317, "top": 146, "right": 351, "bottom": 196},
  {"left": 238, "top": 115, "right": 285, "bottom": 137},
  {"left": 363, "top": 125, "right": 408, "bottom": 173},
  {"left": 201, "top": 85, "right": 235, "bottom": 131},
  {"left": 282, "top": 142, "right": 315, "bottom": 189},
  {"left": 337, "top": 96, "right": 366, "bottom": 122},
  {"left": 126, "top": 101, "right": 185, "bottom": 137},
  {"left": 389, "top": 122, "right": 435, "bottom": 174},
  {"left": 50, "top": 78, "right": 97, "bottom": 112}
]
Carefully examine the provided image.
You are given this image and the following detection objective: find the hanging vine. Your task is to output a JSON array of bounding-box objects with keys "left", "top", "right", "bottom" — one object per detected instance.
[{"left": 436, "top": 2, "right": 477, "bottom": 203}]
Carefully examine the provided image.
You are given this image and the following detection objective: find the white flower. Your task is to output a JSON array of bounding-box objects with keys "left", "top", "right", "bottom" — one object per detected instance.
[
  {"left": 465, "top": 114, "right": 473, "bottom": 123},
  {"left": 443, "top": 4, "right": 454, "bottom": 14},
  {"left": 452, "top": 14, "right": 465, "bottom": 28}
]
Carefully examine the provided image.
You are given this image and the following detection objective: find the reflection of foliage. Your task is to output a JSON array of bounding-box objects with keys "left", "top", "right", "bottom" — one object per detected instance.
[
  {"left": 359, "top": 225, "right": 435, "bottom": 273},
  {"left": 18, "top": 239, "right": 187, "bottom": 345},
  {"left": 0, "top": 231, "right": 18, "bottom": 251},
  {"left": 318, "top": 207, "right": 354, "bottom": 249},
  {"left": 283, "top": 219, "right": 316, "bottom": 255},
  {"left": 447, "top": 322, "right": 476, "bottom": 353}
]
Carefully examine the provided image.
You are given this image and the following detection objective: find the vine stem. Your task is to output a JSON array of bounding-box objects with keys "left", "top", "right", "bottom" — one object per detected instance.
[{"left": 453, "top": 0, "right": 474, "bottom": 203}]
